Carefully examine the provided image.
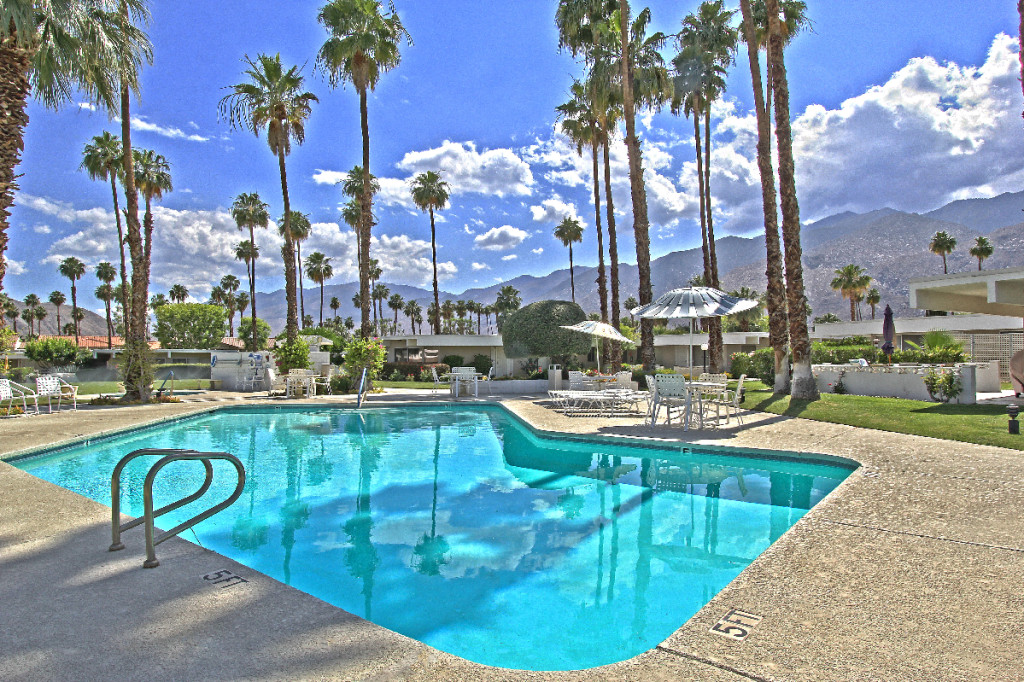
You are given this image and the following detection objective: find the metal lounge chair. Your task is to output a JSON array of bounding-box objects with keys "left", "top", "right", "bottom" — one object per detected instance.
[
  {"left": 713, "top": 374, "right": 747, "bottom": 425},
  {"left": 1, "top": 378, "right": 37, "bottom": 415},
  {"left": 652, "top": 373, "right": 694, "bottom": 429},
  {"left": 35, "top": 375, "right": 77, "bottom": 413}
]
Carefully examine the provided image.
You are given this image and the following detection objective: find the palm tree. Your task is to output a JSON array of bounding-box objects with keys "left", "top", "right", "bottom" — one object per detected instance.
[
  {"left": 410, "top": 170, "right": 450, "bottom": 334},
  {"left": 3, "top": 297, "right": 18, "bottom": 332},
  {"left": 866, "top": 288, "right": 881, "bottom": 320},
  {"left": 234, "top": 240, "right": 259, "bottom": 305},
  {"left": 81, "top": 132, "right": 131, "bottom": 333},
  {"left": 748, "top": 0, "right": 810, "bottom": 125},
  {"left": 556, "top": 79, "right": 607, "bottom": 324},
  {"left": 765, "top": 0, "right": 817, "bottom": 400},
  {"left": 372, "top": 283, "right": 389, "bottom": 333},
  {"left": 495, "top": 286, "right": 521, "bottom": 331},
  {"left": 728, "top": 287, "right": 764, "bottom": 332},
  {"left": 235, "top": 292, "right": 250, "bottom": 332},
  {"left": 615, "top": 2, "right": 669, "bottom": 371},
  {"left": 553, "top": 217, "right": 585, "bottom": 303},
  {"left": 403, "top": 299, "right": 421, "bottom": 334},
  {"left": 95, "top": 261, "right": 117, "bottom": 347},
  {"left": 22, "top": 294, "right": 39, "bottom": 335},
  {"left": 279, "top": 210, "right": 311, "bottom": 326},
  {"left": 969, "top": 236, "right": 993, "bottom": 271},
  {"left": 95, "top": 283, "right": 115, "bottom": 347},
  {"left": 133, "top": 147, "right": 172, "bottom": 269},
  {"left": 48, "top": 290, "right": 66, "bottom": 332},
  {"left": 220, "top": 274, "right": 241, "bottom": 335},
  {"left": 304, "top": 251, "right": 334, "bottom": 326},
  {"left": 231, "top": 192, "right": 270, "bottom": 350},
  {"left": 330, "top": 296, "right": 341, "bottom": 319},
  {"left": 340, "top": 165, "right": 379, "bottom": 267},
  {"left": 830, "top": 265, "right": 871, "bottom": 322},
  {"left": 624, "top": 295, "right": 639, "bottom": 324},
  {"left": 440, "top": 299, "right": 455, "bottom": 334},
  {"left": 739, "top": 0, "right": 790, "bottom": 394},
  {"left": 219, "top": 54, "right": 318, "bottom": 343},
  {"left": 149, "top": 292, "right": 168, "bottom": 310},
  {"left": 33, "top": 305, "right": 46, "bottom": 334},
  {"left": 317, "top": 0, "right": 411, "bottom": 337},
  {"left": 387, "top": 293, "right": 404, "bottom": 333},
  {"left": 929, "top": 231, "right": 957, "bottom": 274},
  {"left": 0, "top": 0, "right": 151, "bottom": 297},
  {"left": 168, "top": 284, "right": 188, "bottom": 303},
  {"left": 58, "top": 257, "right": 86, "bottom": 345}
]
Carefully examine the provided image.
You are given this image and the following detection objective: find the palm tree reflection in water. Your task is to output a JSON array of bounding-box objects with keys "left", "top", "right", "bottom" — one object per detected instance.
[
  {"left": 345, "top": 412, "right": 382, "bottom": 620},
  {"left": 413, "top": 425, "right": 450, "bottom": 576}
]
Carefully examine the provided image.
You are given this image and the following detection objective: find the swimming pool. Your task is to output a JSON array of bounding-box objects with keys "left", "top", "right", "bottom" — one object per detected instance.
[{"left": 11, "top": 404, "right": 854, "bottom": 671}]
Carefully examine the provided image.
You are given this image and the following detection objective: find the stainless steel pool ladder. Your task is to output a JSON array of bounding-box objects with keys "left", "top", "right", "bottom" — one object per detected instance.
[{"left": 109, "top": 448, "right": 246, "bottom": 568}]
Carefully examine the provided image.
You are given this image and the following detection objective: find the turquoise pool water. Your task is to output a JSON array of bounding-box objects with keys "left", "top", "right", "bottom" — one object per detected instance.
[{"left": 12, "top": 405, "right": 853, "bottom": 671}]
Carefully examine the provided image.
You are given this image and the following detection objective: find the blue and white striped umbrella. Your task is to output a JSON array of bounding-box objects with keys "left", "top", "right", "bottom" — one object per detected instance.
[{"left": 629, "top": 286, "right": 759, "bottom": 320}]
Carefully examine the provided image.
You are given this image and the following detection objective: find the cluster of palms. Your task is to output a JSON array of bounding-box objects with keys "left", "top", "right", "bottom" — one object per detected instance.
[
  {"left": 830, "top": 265, "right": 881, "bottom": 322},
  {"left": 929, "top": 231, "right": 994, "bottom": 274},
  {"left": 553, "top": 0, "right": 818, "bottom": 398}
]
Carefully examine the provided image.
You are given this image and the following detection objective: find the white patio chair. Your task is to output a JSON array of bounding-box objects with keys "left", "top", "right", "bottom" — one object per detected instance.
[
  {"left": 452, "top": 366, "right": 480, "bottom": 398},
  {"left": 35, "top": 375, "right": 77, "bottom": 413},
  {"left": 713, "top": 374, "right": 747, "bottom": 425},
  {"left": 653, "top": 374, "right": 694, "bottom": 429},
  {"left": 430, "top": 366, "right": 447, "bottom": 395},
  {"left": 1, "top": 378, "right": 37, "bottom": 415},
  {"left": 486, "top": 366, "right": 496, "bottom": 396},
  {"left": 567, "top": 370, "right": 586, "bottom": 391},
  {"left": 265, "top": 367, "right": 287, "bottom": 397}
]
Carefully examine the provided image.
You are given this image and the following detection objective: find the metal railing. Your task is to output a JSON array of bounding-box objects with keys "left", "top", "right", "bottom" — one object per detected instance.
[
  {"left": 109, "top": 448, "right": 245, "bottom": 568},
  {"left": 355, "top": 367, "right": 368, "bottom": 408}
]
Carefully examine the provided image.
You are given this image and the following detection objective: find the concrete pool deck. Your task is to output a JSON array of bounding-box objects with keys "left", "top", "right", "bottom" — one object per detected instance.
[{"left": 1, "top": 391, "right": 1021, "bottom": 681}]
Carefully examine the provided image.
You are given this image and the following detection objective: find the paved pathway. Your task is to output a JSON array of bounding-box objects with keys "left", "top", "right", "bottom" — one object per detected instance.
[{"left": 1, "top": 390, "right": 1021, "bottom": 680}]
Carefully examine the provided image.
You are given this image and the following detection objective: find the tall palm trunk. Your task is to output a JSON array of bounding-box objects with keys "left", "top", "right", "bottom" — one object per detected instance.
[
  {"left": 766, "top": 0, "right": 818, "bottom": 401},
  {"left": 430, "top": 206, "right": 440, "bottom": 335},
  {"left": 619, "top": 0, "right": 655, "bottom": 371},
  {"left": 589, "top": 122, "right": 607, "bottom": 325},
  {"left": 602, "top": 135, "right": 622, "bottom": 369},
  {"left": 0, "top": 33, "right": 32, "bottom": 296},
  {"left": 568, "top": 242, "right": 575, "bottom": 302},
  {"left": 319, "top": 280, "right": 324, "bottom": 326},
  {"left": 109, "top": 175, "right": 130, "bottom": 338},
  {"left": 358, "top": 88, "right": 373, "bottom": 337},
  {"left": 693, "top": 115, "right": 710, "bottom": 282},
  {"left": 704, "top": 107, "right": 723, "bottom": 373},
  {"left": 297, "top": 243, "right": 305, "bottom": 326},
  {"left": 248, "top": 224, "right": 258, "bottom": 351},
  {"left": 277, "top": 146, "right": 299, "bottom": 343},
  {"left": 104, "top": 299, "right": 113, "bottom": 348},
  {"left": 55, "top": 304, "right": 61, "bottom": 331},
  {"left": 739, "top": 0, "right": 789, "bottom": 393}
]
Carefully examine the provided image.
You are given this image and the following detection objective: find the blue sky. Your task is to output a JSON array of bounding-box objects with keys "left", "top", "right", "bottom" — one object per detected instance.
[{"left": 6, "top": 0, "right": 1024, "bottom": 313}]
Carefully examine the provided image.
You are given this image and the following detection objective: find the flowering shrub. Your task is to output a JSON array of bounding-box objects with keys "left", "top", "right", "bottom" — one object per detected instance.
[
  {"left": 275, "top": 337, "right": 311, "bottom": 374},
  {"left": 923, "top": 369, "right": 963, "bottom": 402},
  {"left": 343, "top": 336, "right": 386, "bottom": 381}
]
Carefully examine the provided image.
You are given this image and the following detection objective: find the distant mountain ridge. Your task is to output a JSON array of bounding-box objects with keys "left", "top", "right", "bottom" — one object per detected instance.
[{"left": 252, "top": 190, "right": 1024, "bottom": 332}]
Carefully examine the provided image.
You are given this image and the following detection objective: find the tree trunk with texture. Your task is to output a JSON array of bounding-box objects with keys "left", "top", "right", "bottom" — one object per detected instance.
[
  {"left": 297, "top": 242, "right": 305, "bottom": 328},
  {"left": 430, "top": 206, "right": 440, "bottom": 335},
  {"left": 739, "top": 0, "right": 789, "bottom": 393},
  {"left": 766, "top": 0, "right": 818, "bottom": 401},
  {"left": 359, "top": 89, "right": 373, "bottom": 337},
  {"left": 277, "top": 146, "right": 299, "bottom": 343},
  {"left": 0, "top": 33, "right": 31, "bottom": 297},
  {"left": 704, "top": 108, "right": 723, "bottom": 374},
  {"left": 248, "top": 225, "right": 259, "bottom": 351},
  {"left": 619, "top": 0, "right": 655, "bottom": 371},
  {"left": 110, "top": 176, "right": 130, "bottom": 338},
  {"left": 603, "top": 136, "right": 622, "bottom": 370},
  {"left": 589, "top": 124, "right": 608, "bottom": 329},
  {"left": 121, "top": 83, "right": 153, "bottom": 402}
]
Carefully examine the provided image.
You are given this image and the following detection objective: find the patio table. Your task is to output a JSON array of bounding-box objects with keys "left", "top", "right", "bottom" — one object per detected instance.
[{"left": 444, "top": 371, "right": 483, "bottom": 398}]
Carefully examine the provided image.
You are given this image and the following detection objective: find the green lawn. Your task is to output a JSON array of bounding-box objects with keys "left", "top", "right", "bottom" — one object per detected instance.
[
  {"left": 73, "top": 379, "right": 218, "bottom": 395},
  {"left": 743, "top": 380, "right": 1023, "bottom": 451},
  {"left": 376, "top": 381, "right": 436, "bottom": 389}
]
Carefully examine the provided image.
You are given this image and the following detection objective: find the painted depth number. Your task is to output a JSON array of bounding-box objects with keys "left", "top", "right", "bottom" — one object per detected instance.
[
  {"left": 203, "top": 569, "right": 249, "bottom": 588},
  {"left": 710, "top": 608, "right": 762, "bottom": 641}
]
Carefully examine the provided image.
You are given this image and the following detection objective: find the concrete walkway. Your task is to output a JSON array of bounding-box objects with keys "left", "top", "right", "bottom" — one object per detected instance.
[{"left": 1, "top": 391, "right": 1022, "bottom": 681}]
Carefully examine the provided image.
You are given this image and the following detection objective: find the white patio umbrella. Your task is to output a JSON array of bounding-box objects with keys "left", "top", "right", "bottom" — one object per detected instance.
[
  {"left": 559, "top": 320, "right": 633, "bottom": 373},
  {"left": 630, "top": 286, "right": 759, "bottom": 376}
]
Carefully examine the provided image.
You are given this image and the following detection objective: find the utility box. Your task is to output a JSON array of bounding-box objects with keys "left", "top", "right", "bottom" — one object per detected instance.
[{"left": 547, "top": 364, "right": 562, "bottom": 390}]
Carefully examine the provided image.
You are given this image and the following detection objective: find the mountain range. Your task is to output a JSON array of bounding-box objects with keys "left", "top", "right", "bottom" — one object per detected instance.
[
  {"left": 247, "top": 190, "right": 1024, "bottom": 333},
  {"left": 9, "top": 190, "right": 1024, "bottom": 337}
]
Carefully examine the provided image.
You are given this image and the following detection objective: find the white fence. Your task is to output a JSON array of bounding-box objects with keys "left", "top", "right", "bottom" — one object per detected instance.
[{"left": 813, "top": 363, "right": 979, "bottom": 404}]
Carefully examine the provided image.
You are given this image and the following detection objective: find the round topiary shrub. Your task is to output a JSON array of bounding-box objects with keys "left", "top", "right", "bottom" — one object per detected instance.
[{"left": 501, "top": 300, "right": 591, "bottom": 365}]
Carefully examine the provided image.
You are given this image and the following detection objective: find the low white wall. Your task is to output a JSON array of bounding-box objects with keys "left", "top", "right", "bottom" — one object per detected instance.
[
  {"left": 969, "top": 361, "right": 1000, "bottom": 393},
  {"left": 486, "top": 379, "right": 548, "bottom": 394},
  {"left": 813, "top": 364, "right": 976, "bottom": 404}
]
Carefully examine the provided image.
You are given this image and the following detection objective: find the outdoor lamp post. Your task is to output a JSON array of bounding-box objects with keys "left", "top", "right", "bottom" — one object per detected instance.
[{"left": 1008, "top": 405, "right": 1020, "bottom": 435}]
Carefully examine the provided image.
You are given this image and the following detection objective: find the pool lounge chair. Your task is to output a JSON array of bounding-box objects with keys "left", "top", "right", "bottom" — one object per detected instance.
[
  {"left": 35, "top": 375, "right": 77, "bottom": 413},
  {"left": 1, "top": 378, "right": 37, "bottom": 415}
]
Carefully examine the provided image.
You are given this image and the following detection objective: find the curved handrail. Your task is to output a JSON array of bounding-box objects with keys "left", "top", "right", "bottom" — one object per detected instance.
[
  {"left": 356, "top": 367, "right": 368, "bottom": 408},
  {"left": 109, "top": 448, "right": 245, "bottom": 568}
]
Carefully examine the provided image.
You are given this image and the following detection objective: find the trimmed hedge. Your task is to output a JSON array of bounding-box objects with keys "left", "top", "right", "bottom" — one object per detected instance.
[{"left": 502, "top": 300, "right": 590, "bottom": 361}]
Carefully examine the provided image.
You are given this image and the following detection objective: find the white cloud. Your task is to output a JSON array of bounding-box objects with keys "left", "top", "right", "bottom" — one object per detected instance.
[
  {"left": 32, "top": 224, "right": 51, "bottom": 234},
  {"left": 462, "top": 224, "right": 475, "bottom": 236},
  {"left": 126, "top": 116, "right": 209, "bottom": 142},
  {"left": 474, "top": 225, "right": 528, "bottom": 251},
  {"left": 6, "top": 259, "right": 26, "bottom": 276},
  {"left": 532, "top": 247, "right": 544, "bottom": 255},
  {"left": 471, "top": 262, "right": 490, "bottom": 271},
  {"left": 312, "top": 169, "right": 347, "bottom": 185},
  {"left": 502, "top": 254, "right": 518, "bottom": 261},
  {"left": 395, "top": 140, "right": 534, "bottom": 197},
  {"left": 529, "top": 196, "right": 585, "bottom": 225}
]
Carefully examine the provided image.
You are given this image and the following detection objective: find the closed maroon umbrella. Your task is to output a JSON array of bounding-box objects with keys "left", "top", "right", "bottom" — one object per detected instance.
[{"left": 881, "top": 305, "right": 895, "bottom": 362}]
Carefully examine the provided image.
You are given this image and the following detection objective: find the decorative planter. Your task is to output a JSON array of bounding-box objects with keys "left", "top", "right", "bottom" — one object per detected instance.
[{"left": 812, "top": 364, "right": 977, "bottom": 404}]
